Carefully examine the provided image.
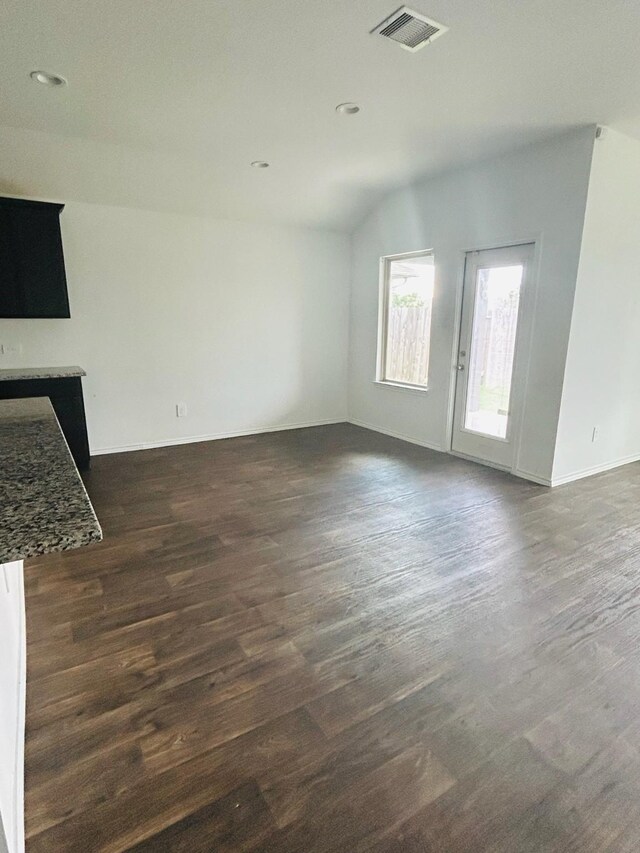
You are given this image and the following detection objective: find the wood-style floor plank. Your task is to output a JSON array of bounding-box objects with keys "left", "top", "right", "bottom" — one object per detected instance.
[{"left": 23, "top": 423, "right": 640, "bottom": 851}]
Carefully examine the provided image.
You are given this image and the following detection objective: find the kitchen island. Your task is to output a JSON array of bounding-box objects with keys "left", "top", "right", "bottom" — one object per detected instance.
[
  {"left": 0, "top": 367, "right": 91, "bottom": 472},
  {"left": 0, "top": 397, "right": 101, "bottom": 853}
]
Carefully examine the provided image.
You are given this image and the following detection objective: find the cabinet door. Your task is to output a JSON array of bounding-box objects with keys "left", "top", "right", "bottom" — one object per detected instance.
[
  {"left": 51, "top": 394, "right": 91, "bottom": 471},
  {"left": 0, "top": 210, "right": 22, "bottom": 317},
  {"left": 8, "top": 206, "right": 69, "bottom": 318}
]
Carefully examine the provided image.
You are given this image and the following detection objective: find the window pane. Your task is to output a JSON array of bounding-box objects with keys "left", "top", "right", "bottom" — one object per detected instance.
[
  {"left": 464, "top": 265, "right": 523, "bottom": 439},
  {"left": 384, "top": 254, "right": 434, "bottom": 386}
]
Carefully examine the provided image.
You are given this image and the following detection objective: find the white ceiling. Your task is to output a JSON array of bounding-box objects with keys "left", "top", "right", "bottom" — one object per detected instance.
[{"left": 1, "top": 0, "right": 640, "bottom": 230}]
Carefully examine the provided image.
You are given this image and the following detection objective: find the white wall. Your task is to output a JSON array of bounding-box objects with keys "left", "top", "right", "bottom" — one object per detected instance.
[
  {"left": 0, "top": 561, "right": 26, "bottom": 853},
  {"left": 0, "top": 815, "right": 9, "bottom": 853},
  {"left": 553, "top": 129, "right": 640, "bottom": 483},
  {"left": 0, "top": 200, "right": 349, "bottom": 453},
  {"left": 348, "top": 127, "right": 596, "bottom": 483}
]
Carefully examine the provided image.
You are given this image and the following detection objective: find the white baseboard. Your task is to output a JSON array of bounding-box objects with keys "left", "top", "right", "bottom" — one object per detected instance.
[
  {"left": 450, "top": 453, "right": 552, "bottom": 486},
  {"left": 449, "top": 448, "right": 509, "bottom": 474},
  {"left": 90, "top": 417, "right": 347, "bottom": 456},
  {"left": 512, "top": 468, "right": 553, "bottom": 487},
  {"left": 348, "top": 418, "right": 444, "bottom": 452},
  {"left": 91, "top": 416, "right": 640, "bottom": 485},
  {"left": 551, "top": 452, "right": 640, "bottom": 487},
  {"left": 348, "top": 428, "right": 551, "bottom": 486}
]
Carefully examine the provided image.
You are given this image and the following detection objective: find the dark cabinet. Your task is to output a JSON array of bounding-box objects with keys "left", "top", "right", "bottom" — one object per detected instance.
[
  {"left": 0, "top": 197, "right": 70, "bottom": 318},
  {"left": 0, "top": 377, "right": 90, "bottom": 470}
]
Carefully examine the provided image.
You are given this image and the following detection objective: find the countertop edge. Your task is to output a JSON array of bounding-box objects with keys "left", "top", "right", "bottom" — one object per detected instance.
[
  {"left": 1, "top": 527, "right": 103, "bottom": 565},
  {"left": 0, "top": 366, "right": 86, "bottom": 382},
  {"left": 0, "top": 397, "right": 102, "bottom": 564}
]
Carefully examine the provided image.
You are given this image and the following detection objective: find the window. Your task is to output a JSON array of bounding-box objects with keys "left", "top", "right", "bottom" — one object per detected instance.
[{"left": 377, "top": 251, "right": 435, "bottom": 389}]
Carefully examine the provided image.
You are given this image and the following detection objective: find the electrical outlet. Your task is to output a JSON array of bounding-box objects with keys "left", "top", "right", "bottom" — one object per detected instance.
[
  {"left": 176, "top": 402, "right": 188, "bottom": 418},
  {"left": 592, "top": 426, "right": 600, "bottom": 443}
]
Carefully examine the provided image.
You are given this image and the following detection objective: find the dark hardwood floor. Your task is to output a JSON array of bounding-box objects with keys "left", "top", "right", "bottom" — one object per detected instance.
[{"left": 24, "top": 423, "right": 640, "bottom": 852}]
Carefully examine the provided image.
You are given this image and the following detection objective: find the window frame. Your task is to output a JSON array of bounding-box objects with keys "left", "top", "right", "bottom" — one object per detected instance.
[{"left": 376, "top": 248, "right": 435, "bottom": 392}]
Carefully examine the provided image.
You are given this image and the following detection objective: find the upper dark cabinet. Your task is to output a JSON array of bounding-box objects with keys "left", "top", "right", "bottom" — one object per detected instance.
[{"left": 0, "top": 196, "right": 71, "bottom": 318}]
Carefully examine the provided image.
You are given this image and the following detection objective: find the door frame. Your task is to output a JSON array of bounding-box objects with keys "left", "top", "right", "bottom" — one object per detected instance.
[{"left": 444, "top": 234, "right": 543, "bottom": 476}]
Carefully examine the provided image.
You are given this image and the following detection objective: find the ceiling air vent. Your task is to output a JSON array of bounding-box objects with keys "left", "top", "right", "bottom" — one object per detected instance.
[{"left": 372, "top": 6, "right": 448, "bottom": 52}]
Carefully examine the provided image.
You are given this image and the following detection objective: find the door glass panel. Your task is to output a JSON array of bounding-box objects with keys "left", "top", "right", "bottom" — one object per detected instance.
[{"left": 464, "top": 264, "right": 523, "bottom": 439}]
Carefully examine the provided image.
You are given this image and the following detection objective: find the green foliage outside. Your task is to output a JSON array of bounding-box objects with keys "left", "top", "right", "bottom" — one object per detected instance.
[
  {"left": 392, "top": 292, "right": 425, "bottom": 308},
  {"left": 479, "top": 384, "right": 509, "bottom": 413}
]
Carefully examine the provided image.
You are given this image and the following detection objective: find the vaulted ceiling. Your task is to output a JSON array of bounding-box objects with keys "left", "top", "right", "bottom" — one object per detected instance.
[{"left": 1, "top": 0, "right": 640, "bottom": 229}]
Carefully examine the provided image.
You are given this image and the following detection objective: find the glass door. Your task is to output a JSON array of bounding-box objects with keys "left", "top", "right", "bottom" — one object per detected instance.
[{"left": 451, "top": 244, "right": 534, "bottom": 470}]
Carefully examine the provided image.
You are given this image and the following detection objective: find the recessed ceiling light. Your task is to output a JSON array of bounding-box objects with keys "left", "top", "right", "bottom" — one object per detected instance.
[
  {"left": 250, "top": 161, "right": 270, "bottom": 168},
  {"left": 335, "top": 103, "right": 360, "bottom": 115},
  {"left": 30, "top": 70, "right": 67, "bottom": 87}
]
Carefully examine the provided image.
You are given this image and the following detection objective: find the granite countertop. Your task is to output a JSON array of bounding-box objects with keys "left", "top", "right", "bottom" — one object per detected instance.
[
  {"left": 0, "top": 397, "right": 102, "bottom": 563},
  {"left": 0, "top": 366, "right": 86, "bottom": 381}
]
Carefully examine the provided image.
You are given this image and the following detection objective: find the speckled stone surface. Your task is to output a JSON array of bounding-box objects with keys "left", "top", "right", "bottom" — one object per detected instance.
[
  {"left": 0, "top": 366, "right": 86, "bottom": 381},
  {"left": 0, "top": 397, "right": 102, "bottom": 563}
]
